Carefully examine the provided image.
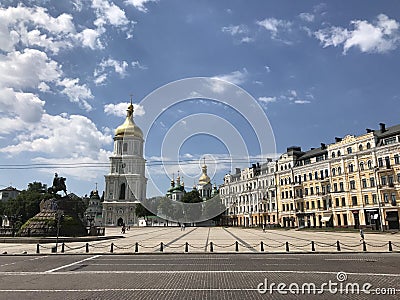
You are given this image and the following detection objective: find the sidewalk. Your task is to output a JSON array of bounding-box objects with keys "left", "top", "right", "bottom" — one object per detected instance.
[{"left": 1, "top": 227, "right": 399, "bottom": 254}]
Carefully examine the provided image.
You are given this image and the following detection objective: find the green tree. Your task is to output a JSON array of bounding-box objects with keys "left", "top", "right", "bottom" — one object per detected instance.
[
  {"left": 4, "top": 182, "right": 53, "bottom": 230},
  {"left": 181, "top": 190, "right": 203, "bottom": 222},
  {"left": 135, "top": 203, "right": 154, "bottom": 219}
]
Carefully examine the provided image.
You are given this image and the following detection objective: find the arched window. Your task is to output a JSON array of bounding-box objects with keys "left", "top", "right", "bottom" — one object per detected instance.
[
  {"left": 337, "top": 150, "right": 341, "bottom": 157},
  {"left": 332, "top": 168, "right": 336, "bottom": 176},
  {"left": 332, "top": 152, "right": 336, "bottom": 158},
  {"left": 367, "top": 142, "right": 371, "bottom": 149},
  {"left": 119, "top": 183, "right": 126, "bottom": 200},
  {"left": 360, "top": 162, "right": 364, "bottom": 171},
  {"left": 367, "top": 160, "right": 372, "bottom": 169},
  {"left": 338, "top": 167, "right": 342, "bottom": 175},
  {"left": 359, "top": 144, "right": 363, "bottom": 151}
]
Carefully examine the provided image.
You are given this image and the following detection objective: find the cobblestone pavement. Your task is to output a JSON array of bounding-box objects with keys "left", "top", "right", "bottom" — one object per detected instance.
[
  {"left": 0, "top": 253, "right": 399, "bottom": 299},
  {"left": 1, "top": 227, "right": 400, "bottom": 254}
]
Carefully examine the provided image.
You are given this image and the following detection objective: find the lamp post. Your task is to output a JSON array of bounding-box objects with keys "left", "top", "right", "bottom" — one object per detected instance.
[
  {"left": 85, "top": 213, "right": 95, "bottom": 235},
  {"left": 55, "top": 210, "right": 63, "bottom": 252}
]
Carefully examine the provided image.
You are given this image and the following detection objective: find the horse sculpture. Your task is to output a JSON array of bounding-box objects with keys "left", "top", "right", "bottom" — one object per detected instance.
[{"left": 48, "top": 173, "right": 68, "bottom": 196}]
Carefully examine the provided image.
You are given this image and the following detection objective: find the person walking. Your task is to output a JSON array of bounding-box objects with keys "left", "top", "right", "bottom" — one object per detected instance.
[{"left": 359, "top": 229, "right": 365, "bottom": 242}]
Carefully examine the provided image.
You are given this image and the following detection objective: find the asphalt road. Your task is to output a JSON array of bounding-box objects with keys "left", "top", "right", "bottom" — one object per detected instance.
[{"left": 0, "top": 253, "right": 399, "bottom": 299}]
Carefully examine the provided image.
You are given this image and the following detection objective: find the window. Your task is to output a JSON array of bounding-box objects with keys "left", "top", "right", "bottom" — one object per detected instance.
[
  {"left": 366, "top": 142, "right": 371, "bottom": 149},
  {"left": 317, "top": 200, "right": 321, "bottom": 208},
  {"left": 338, "top": 167, "right": 342, "bottom": 175},
  {"left": 359, "top": 144, "right": 363, "bottom": 151},
  {"left": 335, "top": 198, "right": 339, "bottom": 207},
  {"left": 352, "top": 196, "right": 357, "bottom": 206},
  {"left": 332, "top": 152, "right": 336, "bottom": 158},
  {"left": 339, "top": 182, "right": 344, "bottom": 191},
  {"left": 388, "top": 175, "right": 394, "bottom": 186},
  {"left": 315, "top": 171, "right": 318, "bottom": 180},
  {"left": 333, "top": 183, "right": 338, "bottom": 192},
  {"left": 123, "top": 143, "right": 128, "bottom": 152},
  {"left": 350, "top": 180, "right": 356, "bottom": 190},
  {"left": 360, "top": 162, "right": 364, "bottom": 171},
  {"left": 369, "top": 177, "right": 375, "bottom": 187},
  {"left": 381, "top": 176, "right": 387, "bottom": 186},
  {"left": 304, "top": 174, "right": 307, "bottom": 182},
  {"left": 384, "top": 193, "right": 389, "bottom": 203},
  {"left": 316, "top": 186, "right": 320, "bottom": 194},
  {"left": 337, "top": 150, "right": 341, "bottom": 157},
  {"left": 325, "top": 169, "right": 329, "bottom": 178},
  {"left": 372, "top": 194, "right": 377, "bottom": 204},
  {"left": 384, "top": 136, "right": 397, "bottom": 145},
  {"left": 341, "top": 197, "right": 346, "bottom": 206},
  {"left": 398, "top": 173, "right": 400, "bottom": 183},
  {"left": 395, "top": 154, "right": 400, "bottom": 165},
  {"left": 347, "top": 147, "right": 352, "bottom": 154},
  {"left": 378, "top": 158, "right": 383, "bottom": 167},
  {"left": 311, "top": 201, "right": 315, "bottom": 209},
  {"left": 362, "top": 178, "right": 367, "bottom": 188},
  {"left": 367, "top": 160, "right": 372, "bottom": 169},
  {"left": 391, "top": 193, "right": 396, "bottom": 205},
  {"left": 309, "top": 173, "right": 312, "bottom": 180},
  {"left": 364, "top": 195, "right": 369, "bottom": 204},
  {"left": 305, "top": 188, "right": 308, "bottom": 196},
  {"left": 348, "top": 164, "right": 354, "bottom": 173},
  {"left": 310, "top": 187, "right": 314, "bottom": 195},
  {"left": 332, "top": 168, "right": 336, "bottom": 176},
  {"left": 306, "top": 202, "right": 309, "bottom": 209}
]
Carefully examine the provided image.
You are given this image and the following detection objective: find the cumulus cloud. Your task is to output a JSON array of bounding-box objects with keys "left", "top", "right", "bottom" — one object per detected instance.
[
  {"left": 124, "top": 0, "right": 158, "bottom": 13},
  {"left": 104, "top": 102, "right": 145, "bottom": 117},
  {"left": 209, "top": 69, "right": 248, "bottom": 93},
  {"left": 315, "top": 14, "right": 400, "bottom": 54},
  {"left": 58, "top": 78, "right": 94, "bottom": 111},
  {"left": 221, "top": 24, "right": 253, "bottom": 44},
  {"left": 258, "top": 96, "right": 276, "bottom": 104},
  {"left": 94, "top": 58, "right": 130, "bottom": 85}
]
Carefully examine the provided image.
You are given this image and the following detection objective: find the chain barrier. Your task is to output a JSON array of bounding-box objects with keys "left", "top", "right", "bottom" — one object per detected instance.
[
  {"left": 113, "top": 244, "right": 135, "bottom": 250},
  {"left": 391, "top": 242, "right": 400, "bottom": 248},
  {"left": 138, "top": 243, "right": 160, "bottom": 249},
  {"left": 314, "top": 242, "right": 337, "bottom": 248},
  {"left": 288, "top": 242, "right": 311, "bottom": 248},
  {"left": 365, "top": 242, "right": 388, "bottom": 248},
  {"left": 38, "top": 244, "right": 53, "bottom": 249},
  {"left": 64, "top": 244, "right": 87, "bottom": 251},
  {"left": 89, "top": 243, "right": 109, "bottom": 249},
  {"left": 187, "top": 243, "right": 207, "bottom": 249},
  {"left": 213, "top": 242, "right": 237, "bottom": 249},
  {"left": 340, "top": 242, "right": 362, "bottom": 248},
  {"left": 262, "top": 242, "right": 286, "bottom": 249},
  {"left": 164, "top": 244, "right": 185, "bottom": 249}
]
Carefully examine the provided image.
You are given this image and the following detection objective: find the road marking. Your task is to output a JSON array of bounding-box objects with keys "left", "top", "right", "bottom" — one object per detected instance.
[
  {"left": 91, "top": 263, "right": 233, "bottom": 266},
  {"left": 251, "top": 258, "right": 300, "bottom": 260},
  {"left": 45, "top": 255, "right": 101, "bottom": 273},
  {"left": 2, "top": 270, "right": 400, "bottom": 277},
  {"left": 0, "top": 256, "right": 48, "bottom": 267},
  {"left": 96, "top": 257, "right": 230, "bottom": 260},
  {"left": 324, "top": 258, "right": 378, "bottom": 262}
]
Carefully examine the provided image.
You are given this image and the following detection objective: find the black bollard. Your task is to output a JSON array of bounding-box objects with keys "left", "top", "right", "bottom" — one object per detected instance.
[
  {"left": 286, "top": 241, "right": 289, "bottom": 252},
  {"left": 61, "top": 242, "right": 65, "bottom": 253},
  {"left": 337, "top": 240, "right": 341, "bottom": 252},
  {"left": 260, "top": 241, "right": 264, "bottom": 252},
  {"left": 110, "top": 242, "right": 114, "bottom": 253},
  {"left": 363, "top": 241, "right": 367, "bottom": 252},
  {"left": 235, "top": 241, "right": 239, "bottom": 252},
  {"left": 311, "top": 241, "right": 315, "bottom": 252},
  {"left": 160, "top": 242, "right": 164, "bottom": 252},
  {"left": 389, "top": 241, "right": 393, "bottom": 252},
  {"left": 86, "top": 243, "right": 89, "bottom": 253},
  {"left": 135, "top": 242, "right": 139, "bottom": 253},
  {"left": 185, "top": 242, "right": 189, "bottom": 253},
  {"left": 210, "top": 242, "right": 214, "bottom": 252},
  {"left": 36, "top": 243, "right": 40, "bottom": 254}
]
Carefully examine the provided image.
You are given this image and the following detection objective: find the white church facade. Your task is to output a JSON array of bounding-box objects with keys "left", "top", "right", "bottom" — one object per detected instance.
[{"left": 102, "top": 101, "right": 147, "bottom": 226}]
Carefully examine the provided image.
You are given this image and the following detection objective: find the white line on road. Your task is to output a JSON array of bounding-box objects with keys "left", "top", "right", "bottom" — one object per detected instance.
[
  {"left": 45, "top": 255, "right": 101, "bottom": 273},
  {"left": 96, "top": 257, "right": 230, "bottom": 260},
  {"left": 2, "top": 270, "right": 400, "bottom": 277},
  {"left": 251, "top": 258, "right": 300, "bottom": 260},
  {"left": 324, "top": 259, "right": 378, "bottom": 262},
  {"left": 91, "top": 263, "right": 233, "bottom": 266}
]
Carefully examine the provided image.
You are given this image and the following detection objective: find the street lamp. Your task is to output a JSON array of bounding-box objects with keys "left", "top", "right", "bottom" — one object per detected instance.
[{"left": 55, "top": 210, "right": 64, "bottom": 252}]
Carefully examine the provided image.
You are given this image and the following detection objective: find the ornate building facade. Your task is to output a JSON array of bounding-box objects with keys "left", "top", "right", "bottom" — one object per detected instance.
[
  {"left": 102, "top": 101, "right": 147, "bottom": 226},
  {"left": 220, "top": 122, "right": 400, "bottom": 230}
]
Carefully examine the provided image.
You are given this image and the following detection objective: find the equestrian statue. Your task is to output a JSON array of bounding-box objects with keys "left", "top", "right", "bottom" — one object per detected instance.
[{"left": 48, "top": 173, "right": 68, "bottom": 196}]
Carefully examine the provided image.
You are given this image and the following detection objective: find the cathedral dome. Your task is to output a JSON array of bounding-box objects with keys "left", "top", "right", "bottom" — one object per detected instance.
[
  {"left": 115, "top": 103, "right": 143, "bottom": 138},
  {"left": 198, "top": 164, "right": 211, "bottom": 185}
]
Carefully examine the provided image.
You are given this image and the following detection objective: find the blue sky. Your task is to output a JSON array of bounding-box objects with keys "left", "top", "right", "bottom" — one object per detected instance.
[{"left": 0, "top": 0, "right": 400, "bottom": 197}]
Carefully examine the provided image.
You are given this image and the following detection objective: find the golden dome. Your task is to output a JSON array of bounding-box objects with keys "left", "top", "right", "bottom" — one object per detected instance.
[
  {"left": 198, "top": 164, "right": 211, "bottom": 185},
  {"left": 115, "top": 102, "right": 143, "bottom": 138}
]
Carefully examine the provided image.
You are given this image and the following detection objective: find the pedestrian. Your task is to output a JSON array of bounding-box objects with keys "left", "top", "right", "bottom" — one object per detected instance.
[
  {"left": 121, "top": 225, "right": 126, "bottom": 234},
  {"left": 360, "top": 229, "right": 365, "bottom": 242},
  {"left": 262, "top": 224, "right": 265, "bottom": 233}
]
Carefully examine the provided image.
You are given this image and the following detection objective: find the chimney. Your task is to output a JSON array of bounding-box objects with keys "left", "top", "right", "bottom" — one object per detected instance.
[
  {"left": 321, "top": 143, "right": 326, "bottom": 149},
  {"left": 235, "top": 168, "right": 241, "bottom": 174},
  {"left": 366, "top": 128, "right": 373, "bottom": 133},
  {"left": 311, "top": 148, "right": 315, "bottom": 150},
  {"left": 335, "top": 137, "right": 342, "bottom": 143},
  {"left": 379, "top": 123, "right": 386, "bottom": 133}
]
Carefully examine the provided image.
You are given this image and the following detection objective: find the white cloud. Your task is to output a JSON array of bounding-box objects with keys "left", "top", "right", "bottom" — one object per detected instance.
[
  {"left": 258, "top": 96, "right": 276, "bottom": 104},
  {"left": 222, "top": 25, "right": 247, "bottom": 36},
  {"left": 104, "top": 102, "right": 145, "bottom": 117},
  {"left": 210, "top": 69, "right": 248, "bottom": 93},
  {"left": 212, "top": 68, "right": 248, "bottom": 85},
  {"left": 299, "top": 12, "right": 315, "bottom": 23},
  {"left": 58, "top": 78, "right": 93, "bottom": 111},
  {"left": 77, "top": 28, "right": 104, "bottom": 50},
  {"left": 124, "top": 0, "right": 158, "bottom": 13},
  {"left": 294, "top": 100, "right": 311, "bottom": 104},
  {"left": 0, "top": 49, "right": 61, "bottom": 89},
  {"left": 131, "top": 60, "right": 148, "bottom": 69},
  {"left": 315, "top": 14, "right": 400, "bottom": 54},
  {"left": 256, "top": 17, "right": 292, "bottom": 39},
  {"left": 264, "top": 65, "right": 271, "bottom": 72},
  {"left": 92, "top": 0, "right": 130, "bottom": 27},
  {"left": 94, "top": 58, "right": 130, "bottom": 85}
]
